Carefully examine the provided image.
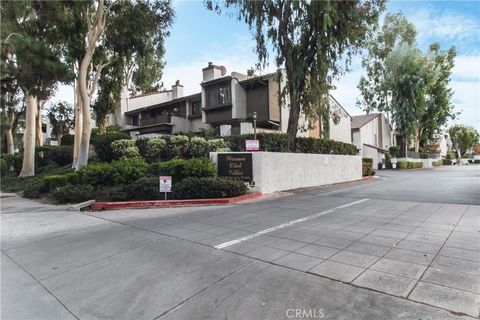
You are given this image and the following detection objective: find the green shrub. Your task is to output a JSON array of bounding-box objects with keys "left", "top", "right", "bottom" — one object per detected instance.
[
  {"left": 474, "top": 159, "right": 480, "bottom": 164},
  {"left": 225, "top": 133, "right": 289, "bottom": 152},
  {"left": 362, "top": 158, "right": 374, "bottom": 176},
  {"left": 150, "top": 157, "right": 215, "bottom": 181},
  {"left": 61, "top": 134, "right": 74, "bottom": 146},
  {"left": 146, "top": 138, "right": 167, "bottom": 162},
  {"left": 0, "top": 159, "right": 7, "bottom": 176},
  {"left": 397, "top": 161, "right": 423, "bottom": 169},
  {"left": 172, "top": 177, "right": 247, "bottom": 199},
  {"left": 442, "top": 159, "right": 452, "bottom": 165},
  {"left": 0, "top": 153, "right": 22, "bottom": 174},
  {"left": 389, "top": 146, "right": 400, "bottom": 158},
  {"left": 446, "top": 151, "right": 456, "bottom": 160},
  {"left": 91, "top": 131, "right": 130, "bottom": 162},
  {"left": 109, "top": 157, "right": 149, "bottom": 185},
  {"left": 111, "top": 139, "right": 139, "bottom": 159},
  {"left": 207, "top": 138, "right": 229, "bottom": 153},
  {"left": 95, "top": 185, "right": 128, "bottom": 201},
  {"left": 42, "top": 175, "right": 68, "bottom": 191},
  {"left": 65, "top": 172, "right": 80, "bottom": 184},
  {"left": 126, "top": 177, "right": 161, "bottom": 200},
  {"left": 24, "top": 183, "right": 43, "bottom": 199},
  {"left": 167, "top": 135, "right": 189, "bottom": 157},
  {"left": 135, "top": 138, "right": 149, "bottom": 158},
  {"left": 51, "top": 184, "right": 96, "bottom": 204},
  {"left": 432, "top": 160, "right": 443, "bottom": 166},
  {"left": 77, "top": 162, "right": 114, "bottom": 187},
  {"left": 36, "top": 146, "right": 73, "bottom": 166},
  {"left": 189, "top": 137, "right": 208, "bottom": 157}
]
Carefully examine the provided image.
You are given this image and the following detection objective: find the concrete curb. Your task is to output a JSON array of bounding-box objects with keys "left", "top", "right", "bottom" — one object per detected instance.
[
  {"left": 69, "top": 200, "right": 96, "bottom": 211},
  {"left": 88, "top": 192, "right": 263, "bottom": 211}
]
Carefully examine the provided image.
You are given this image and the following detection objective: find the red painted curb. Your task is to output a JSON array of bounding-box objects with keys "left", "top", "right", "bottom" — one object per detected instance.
[{"left": 89, "top": 192, "right": 263, "bottom": 211}]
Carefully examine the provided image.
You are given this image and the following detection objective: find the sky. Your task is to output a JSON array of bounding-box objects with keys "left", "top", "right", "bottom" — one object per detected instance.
[{"left": 54, "top": 0, "right": 480, "bottom": 131}]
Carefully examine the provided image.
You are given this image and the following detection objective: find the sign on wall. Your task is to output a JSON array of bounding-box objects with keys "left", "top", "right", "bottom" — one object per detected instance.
[
  {"left": 245, "top": 140, "right": 260, "bottom": 151},
  {"left": 217, "top": 153, "right": 253, "bottom": 182}
]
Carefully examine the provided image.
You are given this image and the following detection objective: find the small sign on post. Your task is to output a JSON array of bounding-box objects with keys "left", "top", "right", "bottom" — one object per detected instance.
[
  {"left": 245, "top": 139, "right": 260, "bottom": 151},
  {"left": 159, "top": 176, "right": 172, "bottom": 200}
]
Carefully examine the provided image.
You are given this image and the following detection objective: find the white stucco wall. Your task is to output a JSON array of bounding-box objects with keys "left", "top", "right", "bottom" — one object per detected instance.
[
  {"left": 128, "top": 91, "right": 173, "bottom": 111},
  {"left": 329, "top": 114, "right": 352, "bottom": 143},
  {"left": 210, "top": 152, "right": 362, "bottom": 194},
  {"left": 352, "top": 130, "right": 362, "bottom": 152},
  {"left": 380, "top": 115, "right": 392, "bottom": 149},
  {"left": 231, "top": 78, "right": 247, "bottom": 119}
]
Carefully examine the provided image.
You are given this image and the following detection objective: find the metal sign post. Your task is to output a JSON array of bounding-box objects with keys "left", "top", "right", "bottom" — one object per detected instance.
[{"left": 159, "top": 176, "right": 172, "bottom": 200}]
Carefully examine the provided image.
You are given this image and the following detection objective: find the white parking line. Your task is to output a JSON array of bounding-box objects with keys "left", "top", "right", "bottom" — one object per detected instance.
[{"left": 214, "top": 198, "right": 369, "bottom": 249}]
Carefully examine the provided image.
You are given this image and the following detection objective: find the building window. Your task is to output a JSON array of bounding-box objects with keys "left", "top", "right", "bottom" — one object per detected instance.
[
  {"left": 192, "top": 101, "right": 201, "bottom": 115},
  {"left": 132, "top": 115, "right": 140, "bottom": 126},
  {"left": 207, "top": 85, "right": 231, "bottom": 107}
]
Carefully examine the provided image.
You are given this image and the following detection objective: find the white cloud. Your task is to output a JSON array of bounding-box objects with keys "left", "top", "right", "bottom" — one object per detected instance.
[
  {"left": 450, "top": 80, "right": 480, "bottom": 130},
  {"left": 409, "top": 9, "right": 480, "bottom": 42},
  {"left": 453, "top": 55, "right": 480, "bottom": 81}
]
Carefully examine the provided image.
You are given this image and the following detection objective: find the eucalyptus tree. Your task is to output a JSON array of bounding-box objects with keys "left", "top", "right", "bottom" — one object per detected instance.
[
  {"left": 92, "top": 0, "right": 174, "bottom": 133},
  {"left": 1, "top": 1, "right": 71, "bottom": 176},
  {"left": 419, "top": 43, "right": 457, "bottom": 147},
  {"left": 357, "top": 12, "right": 416, "bottom": 113},
  {"left": 385, "top": 45, "right": 436, "bottom": 156},
  {"left": 47, "top": 101, "right": 75, "bottom": 144},
  {"left": 207, "top": 0, "right": 385, "bottom": 149},
  {"left": 449, "top": 125, "right": 479, "bottom": 160}
]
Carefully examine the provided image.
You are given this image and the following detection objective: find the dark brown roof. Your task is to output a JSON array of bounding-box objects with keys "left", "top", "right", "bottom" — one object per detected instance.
[{"left": 351, "top": 113, "right": 381, "bottom": 129}]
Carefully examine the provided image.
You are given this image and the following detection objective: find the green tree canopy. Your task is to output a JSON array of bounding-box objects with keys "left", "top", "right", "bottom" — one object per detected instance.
[
  {"left": 449, "top": 125, "right": 479, "bottom": 158},
  {"left": 357, "top": 12, "right": 416, "bottom": 113},
  {"left": 208, "top": 0, "right": 385, "bottom": 149},
  {"left": 47, "top": 101, "right": 74, "bottom": 142}
]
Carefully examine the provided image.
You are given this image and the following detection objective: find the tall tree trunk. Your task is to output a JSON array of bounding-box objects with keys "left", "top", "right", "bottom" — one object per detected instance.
[
  {"left": 286, "top": 88, "right": 300, "bottom": 151},
  {"left": 36, "top": 101, "right": 44, "bottom": 146},
  {"left": 19, "top": 95, "right": 37, "bottom": 177},
  {"left": 72, "top": 80, "right": 82, "bottom": 168},
  {"left": 75, "top": 0, "right": 107, "bottom": 170},
  {"left": 414, "top": 128, "right": 420, "bottom": 152},
  {"left": 5, "top": 128, "right": 15, "bottom": 154}
]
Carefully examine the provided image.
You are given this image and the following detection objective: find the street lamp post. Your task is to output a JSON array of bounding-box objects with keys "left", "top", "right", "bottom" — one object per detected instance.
[{"left": 252, "top": 112, "right": 257, "bottom": 140}]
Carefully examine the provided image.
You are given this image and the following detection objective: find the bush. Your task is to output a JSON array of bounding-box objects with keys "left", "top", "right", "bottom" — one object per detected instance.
[
  {"left": 389, "top": 146, "right": 400, "bottom": 158},
  {"left": 172, "top": 177, "right": 247, "bottom": 199},
  {"left": 65, "top": 172, "right": 80, "bottom": 185},
  {"left": 109, "top": 157, "right": 149, "bottom": 185},
  {"left": 0, "top": 159, "right": 7, "bottom": 176},
  {"left": 225, "top": 133, "right": 289, "bottom": 152},
  {"left": 135, "top": 138, "right": 149, "bottom": 158},
  {"left": 167, "top": 135, "right": 189, "bottom": 157},
  {"left": 188, "top": 137, "right": 208, "bottom": 157},
  {"left": 397, "top": 161, "right": 423, "bottom": 169},
  {"left": 146, "top": 138, "right": 167, "bottom": 162},
  {"left": 0, "top": 153, "right": 22, "bottom": 174},
  {"left": 36, "top": 146, "right": 73, "bottom": 166},
  {"left": 432, "top": 160, "right": 443, "bottom": 166},
  {"left": 126, "top": 177, "right": 161, "bottom": 200},
  {"left": 419, "top": 147, "right": 429, "bottom": 159},
  {"left": 207, "top": 138, "right": 229, "bottom": 153},
  {"left": 474, "top": 159, "right": 480, "bottom": 164},
  {"left": 111, "top": 139, "right": 139, "bottom": 159},
  {"left": 61, "top": 134, "right": 74, "bottom": 146},
  {"left": 24, "top": 183, "right": 43, "bottom": 199},
  {"left": 443, "top": 159, "right": 452, "bottom": 165},
  {"left": 77, "top": 162, "right": 114, "bottom": 187},
  {"left": 42, "top": 175, "right": 68, "bottom": 191},
  {"left": 51, "top": 184, "right": 96, "bottom": 204},
  {"left": 95, "top": 185, "right": 128, "bottom": 201},
  {"left": 150, "top": 157, "right": 216, "bottom": 182},
  {"left": 362, "top": 158, "right": 374, "bottom": 176},
  {"left": 91, "top": 131, "right": 130, "bottom": 162},
  {"left": 446, "top": 151, "right": 456, "bottom": 160}
]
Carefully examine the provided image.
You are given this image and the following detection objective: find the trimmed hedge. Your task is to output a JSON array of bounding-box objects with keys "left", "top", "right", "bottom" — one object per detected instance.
[
  {"left": 111, "top": 139, "right": 140, "bottom": 159},
  {"left": 42, "top": 175, "right": 68, "bottom": 191},
  {"left": 149, "top": 157, "right": 216, "bottom": 181},
  {"left": 443, "top": 159, "right": 452, "bottom": 165},
  {"left": 0, "top": 153, "right": 22, "bottom": 174},
  {"left": 77, "top": 157, "right": 148, "bottom": 187},
  {"left": 397, "top": 161, "right": 423, "bottom": 169},
  {"left": 61, "top": 134, "right": 74, "bottom": 146},
  {"left": 52, "top": 184, "right": 96, "bottom": 204},
  {"left": 36, "top": 146, "right": 73, "bottom": 166},
  {"left": 91, "top": 131, "right": 130, "bottom": 162},
  {"left": 224, "top": 133, "right": 357, "bottom": 155},
  {"left": 432, "top": 160, "right": 443, "bottom": 166},
  {"left": 172, "top": 177, "right": 247, "bottom": 199},
  {"left": 127, "top": 177, "right": 161, "bottom": 200}
]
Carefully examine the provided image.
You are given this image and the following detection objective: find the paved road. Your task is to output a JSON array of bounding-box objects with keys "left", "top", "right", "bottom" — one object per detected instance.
[{"left": 1, "top": 165, "right": 479, "bottom": 320}]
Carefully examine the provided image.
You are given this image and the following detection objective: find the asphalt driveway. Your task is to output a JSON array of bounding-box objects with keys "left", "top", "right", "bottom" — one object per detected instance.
[{"left": 1, "top": 165, "right": 479, "bottom": 319}]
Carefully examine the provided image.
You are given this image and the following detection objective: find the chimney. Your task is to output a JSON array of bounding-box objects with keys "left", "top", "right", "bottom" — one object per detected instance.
[
  {"left": 202, "top": 62, "right": 226, "bottom": 82},
  {"left": 247, "top": 69, "right": 254, "bottom": 77},
  {"left": 172, "top": 80, "right": 183, "bottom": 99}
]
